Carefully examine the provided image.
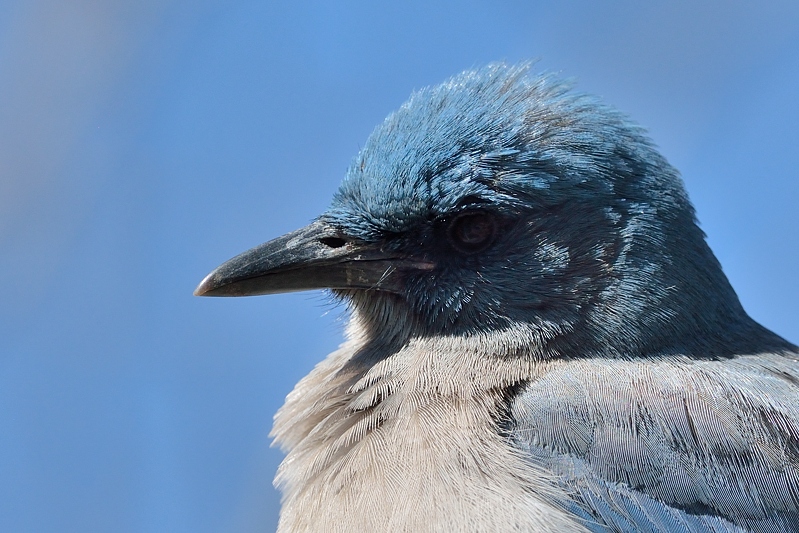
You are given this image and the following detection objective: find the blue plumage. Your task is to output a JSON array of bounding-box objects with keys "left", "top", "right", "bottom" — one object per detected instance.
[{"left": 197, "top": 63, "right": 799, "bottom": 532}]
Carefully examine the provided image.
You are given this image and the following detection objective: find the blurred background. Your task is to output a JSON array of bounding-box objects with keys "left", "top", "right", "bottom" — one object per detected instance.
[{"left": 1, "top": 1, "right": 797, "bottom": 531}]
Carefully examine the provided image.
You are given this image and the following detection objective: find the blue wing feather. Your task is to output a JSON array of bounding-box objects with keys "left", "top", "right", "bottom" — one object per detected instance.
[{"left": 505, "top": 352, "right": 799, "bottom": 532}]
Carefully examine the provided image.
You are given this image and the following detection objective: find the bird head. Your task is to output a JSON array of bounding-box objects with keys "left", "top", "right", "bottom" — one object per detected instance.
[{"left": 196, "top": 64, "right": 774, "bottom": 359}]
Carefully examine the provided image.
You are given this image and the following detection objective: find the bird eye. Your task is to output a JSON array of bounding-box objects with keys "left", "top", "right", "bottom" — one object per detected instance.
[{"left": 447, "top": 212, "right": 497, "bottom": 254}]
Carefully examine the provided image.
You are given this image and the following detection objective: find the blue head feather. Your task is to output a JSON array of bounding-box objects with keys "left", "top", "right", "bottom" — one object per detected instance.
[{"left": 322, "top": 63, "right": 789, "bottom": 359}]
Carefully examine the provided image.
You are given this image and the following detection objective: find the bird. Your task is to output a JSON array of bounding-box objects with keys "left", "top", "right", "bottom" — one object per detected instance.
[{"left": 194, "top": 64, "right": 799, "bottom": 532}]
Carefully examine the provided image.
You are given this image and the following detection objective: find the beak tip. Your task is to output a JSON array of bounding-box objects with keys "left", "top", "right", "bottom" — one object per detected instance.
[{"left": 193, "top": 272, "right": 216, "bottom": 297}]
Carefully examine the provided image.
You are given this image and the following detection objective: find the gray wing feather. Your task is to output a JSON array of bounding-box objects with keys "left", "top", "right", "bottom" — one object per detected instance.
[{"left": 506, "top": 352, "right": 799, "bottom": 532}]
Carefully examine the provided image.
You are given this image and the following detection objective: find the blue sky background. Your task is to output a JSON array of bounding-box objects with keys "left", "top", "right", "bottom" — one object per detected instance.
[{"left": 1, "top": 2, "right": 797, "bottom": 532}]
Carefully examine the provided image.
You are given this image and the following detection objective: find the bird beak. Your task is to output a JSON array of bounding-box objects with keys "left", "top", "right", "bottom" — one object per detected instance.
[{"left": 194, "top": 219, "right": 434, "bottom": 297}]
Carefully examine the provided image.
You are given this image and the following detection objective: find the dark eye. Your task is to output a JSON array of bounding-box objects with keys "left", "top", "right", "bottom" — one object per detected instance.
[{"left": 447, "top": 212, "right": 497, "bottom": 254}]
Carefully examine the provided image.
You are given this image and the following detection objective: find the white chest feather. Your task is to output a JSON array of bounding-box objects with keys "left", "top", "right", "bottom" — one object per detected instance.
[{"left": 270, "top": 328, "right": 587, "bottom": 533}]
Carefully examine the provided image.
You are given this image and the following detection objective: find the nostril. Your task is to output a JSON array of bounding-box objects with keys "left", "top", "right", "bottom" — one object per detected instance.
[{"left": 320, "top": 237, "right": 347, "bottom": 248}]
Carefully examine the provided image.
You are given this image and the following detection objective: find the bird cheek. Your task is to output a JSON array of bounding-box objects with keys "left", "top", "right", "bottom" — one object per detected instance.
[{"left": 533, "top": 242, "right": 571, "bottom": 275}]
